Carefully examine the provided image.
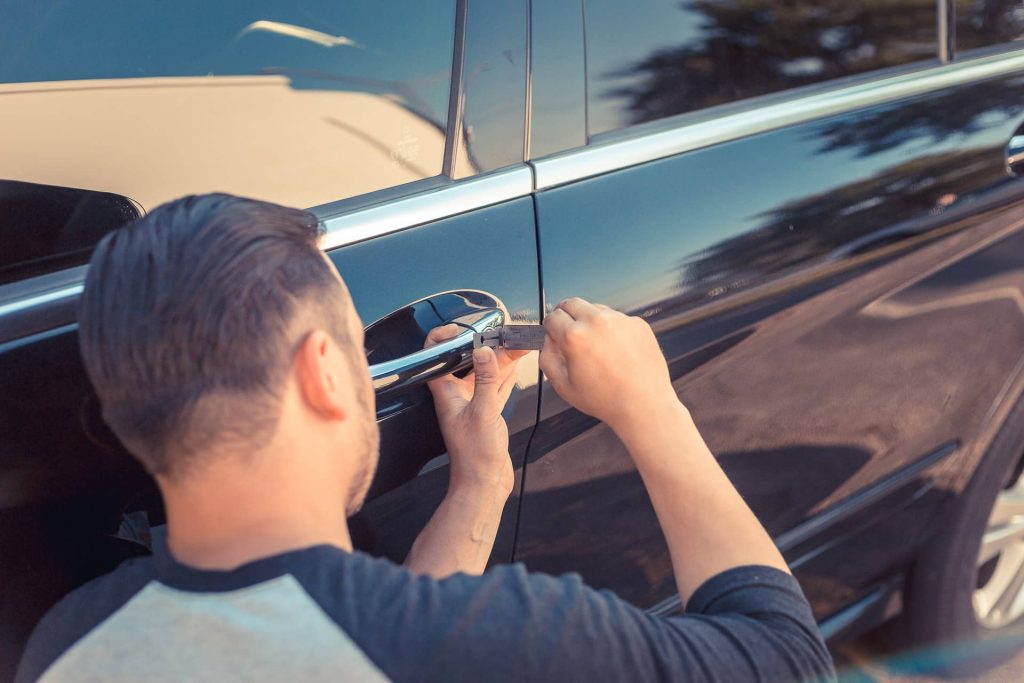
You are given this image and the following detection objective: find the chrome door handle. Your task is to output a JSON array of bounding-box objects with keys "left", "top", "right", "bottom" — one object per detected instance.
[
  {"left": 1008, "top": 133, "right": 1024, "bottom": 177},
  {"left": 369, "top": 308, "right": 503, "bottom": 400}
]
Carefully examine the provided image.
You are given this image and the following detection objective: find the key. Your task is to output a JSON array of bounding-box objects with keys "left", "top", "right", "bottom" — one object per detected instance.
[{"left": 473, "top": 324, "right": 545, "bottom": 351}]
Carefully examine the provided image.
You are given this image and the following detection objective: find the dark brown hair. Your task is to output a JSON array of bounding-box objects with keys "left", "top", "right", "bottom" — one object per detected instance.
[{"left": 78, "top": 194, "right": 350, "bottom": 476}]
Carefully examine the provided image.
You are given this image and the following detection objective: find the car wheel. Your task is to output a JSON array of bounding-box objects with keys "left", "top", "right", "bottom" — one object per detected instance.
[
  {"left": 901, "top": 393, "right": 1024, "bottom": 671},
  {"left": 973, "top": 464, "right": 1024, "bottom": 631}
]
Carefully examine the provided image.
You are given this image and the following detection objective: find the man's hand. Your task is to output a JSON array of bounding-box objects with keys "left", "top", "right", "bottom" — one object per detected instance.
[
  {"left": 425, "top": 324, "right": 527, "bottom": 497},
  {"left": 404, "top": 324, "right": 527, "bottom": 577},
  {"left": 540, "top": 297, "right": 678, "bottom": 435},
  {"left": 541, "top": 296, "right": 790, "bottom": 599}
]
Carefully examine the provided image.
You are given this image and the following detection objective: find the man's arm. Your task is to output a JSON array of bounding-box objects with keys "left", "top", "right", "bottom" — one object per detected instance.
[
  {"left": 403, "top": 477, "right": 509, "bottom": 578},
  {"left": 404, "top": 326, "right": 525, "bottom": 577},
  {"left": 541, "top": 298, "right": 789, "bottom": 602},
  {"left": 374, "top": 302, "right": 831, "bottom": 681}
]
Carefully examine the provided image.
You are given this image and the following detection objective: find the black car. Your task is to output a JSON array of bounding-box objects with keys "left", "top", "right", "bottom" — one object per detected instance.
[{"left": 4, "top": 0, "right": 1024, "bottom": 678}]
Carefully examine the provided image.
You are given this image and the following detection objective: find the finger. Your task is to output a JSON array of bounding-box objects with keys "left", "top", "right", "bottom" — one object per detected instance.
[
  {"left": 495, "top": 347, "right": 530, "bottom": 364},
  {"left": 498, "top": 369, "right": 519, "bottom": 404},
  {"left": 470, "top": 346, "right": 501, "bottom": 416},
  {"left": 543, "top": 307, "right": 574, "bottom": 343},
  {"left": 539, "top": 341, "right": 569, "bottom": 388},
  {"left": 425, "top": 323, "right": 461, "bottom": 349},
  {"left": 557, "top": 297, "right": 601, "bottom": 321}
]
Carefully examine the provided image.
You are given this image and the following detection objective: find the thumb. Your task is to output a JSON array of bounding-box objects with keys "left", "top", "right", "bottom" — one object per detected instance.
[{"left": 471, "top": 346, "right": 501, "bottom": 416}]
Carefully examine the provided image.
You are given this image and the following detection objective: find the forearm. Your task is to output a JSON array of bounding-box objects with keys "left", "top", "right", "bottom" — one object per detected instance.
[
  {"left": 615, "top": 401, "right": 789, "bottom": 603},
  {"left": 404, "top": 482, "right": 509, "bottom": 578}
]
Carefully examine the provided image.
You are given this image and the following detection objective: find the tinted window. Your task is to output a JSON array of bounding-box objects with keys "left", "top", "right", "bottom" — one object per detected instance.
[
  {"left": 0, "top": 182, "right": 141, "bottom": 285},
  {"left": 956, "top": 1, "right": 1024, "bottom": 51},
  {"left": 585, "top": 0, "right": 937, "bottom": 137},
  {"left": 456, "top": 0, "right": 528, "bottom": 175},
  {"left": 0, "top": 0, "right": 457, "bottom": 215}
]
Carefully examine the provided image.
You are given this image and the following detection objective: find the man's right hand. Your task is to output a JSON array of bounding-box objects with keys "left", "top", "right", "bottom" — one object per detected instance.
[
  {"left": 541, "top": 297, "right": 793, "bottom": 603},
  {"left": 540, "top": 297, "right": 680, "bottom": 433}
]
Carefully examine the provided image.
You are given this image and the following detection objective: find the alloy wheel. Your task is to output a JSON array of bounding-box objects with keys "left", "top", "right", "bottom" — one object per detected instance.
[{"left": 974, "top": 467, "right": 1024, "bottom": 629}]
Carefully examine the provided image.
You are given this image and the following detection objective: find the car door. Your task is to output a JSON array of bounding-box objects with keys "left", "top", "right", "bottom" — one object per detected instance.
[
  {"left": 516, "top": 0, "right": 1024, "bottom": 628},
  {"left": 0, "top": 1, "right": 535, "bottom": 677}
]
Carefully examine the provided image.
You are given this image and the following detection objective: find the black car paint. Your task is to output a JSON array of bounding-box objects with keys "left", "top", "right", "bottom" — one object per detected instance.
[
  {"left": 517, "top": 70, "right": 1024, "bottom": 620},
  {"left": 329, "top": 199, "right": 541, "bottom": 565},
  {"left": 0, "top": 199, "right": 543, "bottom": 677},
  {"left": 3, "top": 0, "right": 1024, "bottom": 679}
]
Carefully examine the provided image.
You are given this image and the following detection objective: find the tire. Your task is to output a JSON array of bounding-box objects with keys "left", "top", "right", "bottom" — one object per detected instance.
[{"left": 900, "top": 393, "right": 1024, "bottom": 675}]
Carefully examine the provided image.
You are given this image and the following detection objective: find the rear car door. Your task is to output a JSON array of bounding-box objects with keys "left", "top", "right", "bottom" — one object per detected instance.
[
  {"left": 0, "top": 1, "right": 536, "bottom": 677},
  {"left": 518, "top": 0, "right": 1024, "bottom": 631}
]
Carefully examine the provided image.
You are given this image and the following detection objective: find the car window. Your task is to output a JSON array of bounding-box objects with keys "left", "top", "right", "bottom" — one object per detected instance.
[
  {"left": 956, "top": 0, "right": 1024, "bottom": 52},
  {"left": 0, "top": 0, "right": 458, "bottom": 283},
  {"left": 584, "top": 0, "right": 938, "bottom": 138}
]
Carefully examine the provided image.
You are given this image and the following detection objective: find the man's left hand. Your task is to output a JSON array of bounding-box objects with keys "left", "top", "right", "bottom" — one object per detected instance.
[{"left": 424, "top": 324, "right": 527, "bottom": 497}]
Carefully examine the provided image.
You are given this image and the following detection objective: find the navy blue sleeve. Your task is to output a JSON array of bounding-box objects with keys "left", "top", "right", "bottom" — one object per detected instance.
[
  {"left": 14, "top": 557, "right": 156, "bottom": 683},
  {"left": 309, "top": 555, "right": 835, "bottom": 683}
]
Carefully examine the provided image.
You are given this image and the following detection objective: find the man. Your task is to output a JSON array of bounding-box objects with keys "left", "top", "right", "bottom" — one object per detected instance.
[{"left": 16, "top": 194, "right": 834, "bottom": 682}]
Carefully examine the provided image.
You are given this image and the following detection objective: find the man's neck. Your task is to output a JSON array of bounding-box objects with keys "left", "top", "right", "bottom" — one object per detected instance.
[{"left": 157, "top": 459, "right": 353, "bottom": 571}]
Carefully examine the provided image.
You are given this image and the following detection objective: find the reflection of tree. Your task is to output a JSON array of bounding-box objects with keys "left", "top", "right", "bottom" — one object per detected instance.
[
  {"left": 609, "top": 0, "right": 935, "bottom": 126},
  {"left": 676, "top": 147, "right": 1005, "bottom": 296},
  {"left": 606, "top": 0, "right": 1024, "bottom": 315},
  {"left": 815, "top": 78, "right": 1024, "bottom": 157},
  {"left": 957, "top": 0, "right": 1024, "bottom": 50},
  {"left": 608, "top": 2, "right": 1024, "bottom": 158}
]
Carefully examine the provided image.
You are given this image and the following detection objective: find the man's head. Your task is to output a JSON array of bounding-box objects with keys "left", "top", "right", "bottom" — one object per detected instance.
[{"left": 78, "top": 194, "right": 378, "bottom": 514}]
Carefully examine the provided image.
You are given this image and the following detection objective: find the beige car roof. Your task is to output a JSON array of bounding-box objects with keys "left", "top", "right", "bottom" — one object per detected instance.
[{"left": 1, "top": 75, "right": 474, "bottom": 211}]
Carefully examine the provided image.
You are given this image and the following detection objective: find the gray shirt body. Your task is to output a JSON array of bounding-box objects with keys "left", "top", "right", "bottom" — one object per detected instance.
[{"left": 16, "top": 530, "right": 834, "bottom": 682}]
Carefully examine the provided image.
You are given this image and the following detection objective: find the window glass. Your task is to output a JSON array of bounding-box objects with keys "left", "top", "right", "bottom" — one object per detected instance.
[
  {"left": 456, "top": 0, "right": 528, "bottom": 175},
  {"left": 0, "top": 182, "right": 141, "bottom": 285},
  {"left": 585, "top": 0, "right": 937, "bottom": 137},
  {"left": 0, "top": 1, "right": 457, "bottom": 282},
  {"left": 956, "top": 1, "right": 1024, "bottom": 51}
]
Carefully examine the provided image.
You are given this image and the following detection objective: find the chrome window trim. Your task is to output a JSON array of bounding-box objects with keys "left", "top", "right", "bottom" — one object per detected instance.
[
  {"left": 938, "top": 0, "right": 955, "bottom": 63},
  {"left": 523, "top": 0, "right": 533, "bottom": 163},
  {"left": 318, "top": 164, "right": 532, "bottom": 251},
  {"left": 532, "top": 49, "right": 1024, "bottom": 190},
  {"left": 7, "top": 48, "right": 1024, "bottom": 328},
  {"left": 0, "top": 166, "right": 533, "bottom": 332},
  {"left": 0, "top": 283, "right": 83, "bottom": 322},
  {"left": 441, "top": 0, "right": 469, "bottom": 177}
]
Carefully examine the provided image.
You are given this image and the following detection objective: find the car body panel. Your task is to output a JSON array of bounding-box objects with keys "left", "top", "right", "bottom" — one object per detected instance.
[
  {"left": 328, "top": 197, "right": 541, "bottom": 564},
  {"left": 517, "top": 71, "right": 1024, "bottom": 616},
  {"left": 5, "top": 0, "right": 1024, "bottom": 677}
]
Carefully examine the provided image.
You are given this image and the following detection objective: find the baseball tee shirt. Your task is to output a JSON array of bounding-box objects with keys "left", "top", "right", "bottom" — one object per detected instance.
[{"left": 16, "top": 529, "right": 834, "bottom": 682}]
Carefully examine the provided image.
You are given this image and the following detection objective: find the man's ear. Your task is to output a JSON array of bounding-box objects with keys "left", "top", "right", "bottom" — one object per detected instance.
[{"left": 295, "top": 330, "right": 349, "bottom": 421}]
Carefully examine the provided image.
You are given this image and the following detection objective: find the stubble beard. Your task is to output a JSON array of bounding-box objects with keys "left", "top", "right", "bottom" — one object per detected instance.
[{"left": 344, "top": 393, "right": 380, "bottom": 517}]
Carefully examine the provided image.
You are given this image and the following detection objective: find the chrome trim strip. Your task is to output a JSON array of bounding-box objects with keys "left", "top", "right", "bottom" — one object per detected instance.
[
  {"left": 318, "top": 165, "right": 533, "bottom": 250},
  {"left": 442, "top": 0, "right": 468, "bottom": 177},
  {"left": 533, "top": 50, "right": 1024, "bottom": 190},
  {"left": 780, "top": 442, "right": 957, "bottom": 555},
  {"left": 0, "top": 283, "right": 83, "bottom": 321},
  {"left": 0, "top": 167, "right": 532, "bottom": 329},
  {"left": 938, "top": 0, "right": 955, "bottom": 63},
  {"left": 580, "top": 0, "right": 591, "bottom": 138},
  {"left": 523, "top": 0, "right": 534, "bottom": 162}
]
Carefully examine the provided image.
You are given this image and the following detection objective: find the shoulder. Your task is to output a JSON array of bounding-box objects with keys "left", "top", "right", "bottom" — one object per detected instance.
[{"left": 15, "top": 556, "right": 155, "bottom": 683}]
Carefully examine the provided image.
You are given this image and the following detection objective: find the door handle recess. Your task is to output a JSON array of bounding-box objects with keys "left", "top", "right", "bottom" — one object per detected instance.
[
  {"left": 369, "top": 308, "right": 503, "bottom": 400},
  {"left": 1008, "top": 133, "right": 1024, "bottom": 177}
]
